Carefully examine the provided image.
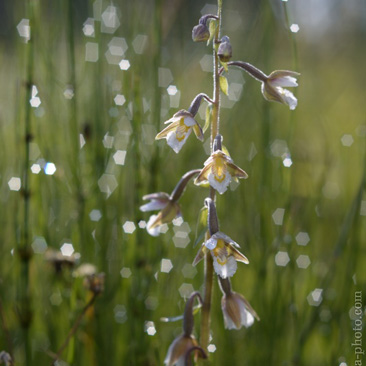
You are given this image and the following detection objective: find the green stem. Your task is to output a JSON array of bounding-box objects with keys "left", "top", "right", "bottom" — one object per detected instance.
[{"left": 199, "top": 0, "right": 222, "bottom": 360}]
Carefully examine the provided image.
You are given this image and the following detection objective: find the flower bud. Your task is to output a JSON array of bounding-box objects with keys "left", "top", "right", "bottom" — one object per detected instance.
[
  {"left": 217, "top": 36, "right": 232, "bottom": 62},
  {"left": 192, "top": 24, "right": 210, "bottom": 42}
]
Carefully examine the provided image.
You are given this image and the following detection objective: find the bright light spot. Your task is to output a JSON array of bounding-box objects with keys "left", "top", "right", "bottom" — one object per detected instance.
[
  {"left": 30, "top": 96, "right": 41, "bottom": 108},
  {"left": 114, "top": 94, "right": 126, "bottom": 106},
  {"left": 44, "top": 162, "right": 56, "bottom": 175},
  {"left": 161, "top": 259, "right": 173, "bottom": 273},
  {"left": 32, "top": 85, "right": 38, "bottom": 97},
  {"left": 208, "top": 344, "right": 216, "bottom": 353},
  {"left": 83, "top": 18, "right": 95, "bottom": 37},
  {"left": 98, "top": 174, "right": 118, "bottom": 197},
  {"left": 275, "top": 251, "right": 290, "bottom": 267},
  {"left": 159, "top": 224, "right": 169, "bottom": 234},
  {"left": 296, "top": 255, "right": 311, "bottom": 269},
  {"left": 85, "top": 42, "right": 99, "bottom": 62},
  {"left": 132, "top": 34, "right": 148, "bottom": 54},
  {"left": 182, "top": 263, "right": 197, "bottom": 279},
  {"left": 272, "top": 208, "right": 285, "bottom": 226},
  {"left": 282, "top": 154, "right": 293, "bottom": 167},
  {"left": 179, "top": 283, "right": 194, "bottom": 298},
  {"left": 158, "top": 68, "right": 173, "bottom": 87},
  {"left": 64, "top": 86, "right": 74, "bottom": 100},
  {"left": 32, "top": 236, "right": 48, "bottom": 254},
  {"left": 145, "top": 321, "right": 156, "bottom": 336},
  {"left": 113, "top": 150, "right": 127, "bottom": 165},
  {"left": 17, "top": 19, "right": 30, "bottom": 41},
  {"left": 123, "top": 221, "right": 136, "bottom": 234},
  {"left": 138, "top": 220, "right": 146, "bottom": 229},
  {"left": 167, "top": 85, "right": 178, "bottom": 96},
  {"left": 120, "top": 267, "right": 132, "bottom": 278},
  {"left": 119, "top": 59, "right": 130, "bottom": 70},
  {"left": 103, "top": 133, "right": 114, "bottom": 149},
  {"left": 172, "top": 217, "right": 184, "bottom": 226},
  {"left": 173, "top": 236, "right": 190, "bottom": 249},
  {"left": 101, "top": 5, "right": 120, "bottom": 33},
  {"left": 290, "top": 24, "right": 300, "bottom": 33},
  {"left": 31, "top": 164, "right": 41, "bottom": 174},
  {"left": 307, "top": 288, "right": 323, "bottom": 306},
  {"left": 60, "top": 243, "right": 74, "bottom": 257},
  {"left": 270, "top": 139, "right": 288, "bottom": 157},
  {"left": 89, "top": 209, "right": 102, "bottom": 222},
  {"left": 80, "top": 134, "right": 86, "bottom": 149},
  {"left": 108, "top": 37, "right": 128, "bottom": 56},
  {"left": 339, "top": 363, "right": 347, "bottom": 366},
  {"left": 296, "top": 232, "right": 310, "bottom": 246},
  {"left": 8, "top": 177, "right": 21, "bottom": 191},
  {"left": 341, "top": 134, "right": 354, "bottom": 147}
]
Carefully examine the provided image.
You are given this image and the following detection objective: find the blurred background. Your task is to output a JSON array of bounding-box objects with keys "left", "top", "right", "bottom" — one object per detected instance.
[{"left": 0, "top": 0, "right": 365, "bottom": 365}]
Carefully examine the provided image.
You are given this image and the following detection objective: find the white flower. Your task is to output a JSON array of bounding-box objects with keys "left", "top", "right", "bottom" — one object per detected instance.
[
  {"left": 261, "top": 70, "right": 300, "bottom": 110},
  {"left": 140, "top": 193, "right": 180, "bottom": 236},
  {"left": 194, "top": 150, "right": 248, "bottom": 195},
  {"left": 193, "top": 231, "right": 249, "bottom": 278},
  {"left": 221, "top": 291, "right": 259, "bottom": 330},
  {"left": 156, "top": 110, "right": 204, "bottom": 153}
]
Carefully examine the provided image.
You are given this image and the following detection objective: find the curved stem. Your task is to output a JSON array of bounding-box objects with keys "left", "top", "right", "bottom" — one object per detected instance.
[
  {"left": 170, "top": 169, "right": 201, "bottom": 202},
  {"left": 226, "top": 61, "right": 268, "bottom": 82}
]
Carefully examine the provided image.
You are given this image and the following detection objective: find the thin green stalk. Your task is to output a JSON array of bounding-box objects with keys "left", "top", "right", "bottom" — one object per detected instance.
[
  {"left": 18, "top": 1, "right": 36, "bottom": 365},
  {"left": 200, "top": 0, "right": 222, "bottom": 359}
]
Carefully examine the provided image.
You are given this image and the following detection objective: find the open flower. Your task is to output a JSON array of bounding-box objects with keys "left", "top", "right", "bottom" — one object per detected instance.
[
  {"left": 261, "top": 70, "right": 300, "bottom": 110},
  {"left": 156, "top": 110, "right": 204, "bottom": 153},
  {"left": 194, "top": 150, "right": 248, "bottom": 194},
  {"left": 164, "top": 334, "right": 199, "bottom": 366},
  {"left": 218, "top": 277, "right": 259, "bottom": 330},
  {"left": 140, "top": 193, "right": 181, "bottom": 236},
  {"left": 193, "top": 231, "right": 249, "bottom": 278}
]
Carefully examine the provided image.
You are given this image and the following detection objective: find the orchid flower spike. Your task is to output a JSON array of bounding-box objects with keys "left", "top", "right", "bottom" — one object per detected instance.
[
  {"left": 156, "top": 110, "right": 204, "bottom": 153},
  {"left": 194, "top": 135, "right": 248, "bottom": 195},
  {"left": 218, "top": 277, "right": 259, "bottom": 330}
]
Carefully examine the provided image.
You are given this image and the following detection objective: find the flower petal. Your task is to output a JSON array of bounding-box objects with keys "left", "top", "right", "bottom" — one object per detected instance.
[
  {"left": 194, "top": 161, "right": 214, "bottom": 185},
  {"left": 208, "top": 172, "right": 231, "bottom": 194},
  {"left": 205, "top": 237, "right": 218, "bottom": 250},
  {"left": 213, "top": 232, "right": 240, "bottom": 248},
  {"left": 226, "top": 162, "right": 248, "bottom": 179},
  {"left": 140, "top": 200, "right": 168, "bottom": 212},
  {"left": 230, "top": 245, "right": 249, "bottom": 264},
  {"left": 166, "top": 129, "right": 192, "bottom": 153},
  {"left": 192, "top": 123, "right": 204, "bottom": 141},
  {"left": 146, "top": 215, "right": 161, "bottom": 237},
  {"left": 193, "top": 244, "right": 208, "bottom": 266},
  {"left": 156, "top": 120, "right": 179, "bottom": 140},
  {"left": 212, "top": 255, "right": 237, "bottom": 278}
]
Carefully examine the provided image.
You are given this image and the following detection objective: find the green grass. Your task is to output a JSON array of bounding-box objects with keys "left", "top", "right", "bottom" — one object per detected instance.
[{"left": 0, "top": 1, "right": 365, "bottom": 365}]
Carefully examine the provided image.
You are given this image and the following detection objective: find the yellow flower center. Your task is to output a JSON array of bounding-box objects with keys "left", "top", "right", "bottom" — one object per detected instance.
[
  {"left": 175, "top": 118, "right": 191, "bottom": 142},
  {"left": 212, "top": 156, "right": 227, "bottom": 182},
  {"left": 212, "top": 239, "right": 227, "bottom": 265}
]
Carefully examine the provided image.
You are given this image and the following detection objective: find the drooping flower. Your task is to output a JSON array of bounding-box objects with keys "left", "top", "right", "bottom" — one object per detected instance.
[
  {"left": 156, "top": 110, "right": 204, "bottom": 153},
  {"left": 164, "top": 334, "right": 199, "bottom": 366},
  {"left": 140, "top": 192, "right": 181, "bottom": 236},
  {"left": 218, "top": 277, "right": 259, "bottom": 330},
  {"left": 217, "top": 36, "right": 232, "bottom": 62},
  {"left": 194, "top": 150, "right": 248, "bottom": 194},
  {"left": 193, "top": 231, "right": 249, "bottom": 278},
  {"left": 261, "top": 70, "right": 300, "bottom": 110}
]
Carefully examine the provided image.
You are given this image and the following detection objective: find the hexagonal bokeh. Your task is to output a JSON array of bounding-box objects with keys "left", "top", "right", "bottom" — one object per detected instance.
[
  {"left": 120, "top": 267, "right": 132, "bottom": 278},
  {"left": 296, "top": 255, "right": 311, "bottom": 269},
  {"left": 101, "top": 5, "right": 120, "bottom": 34},
  {"left": 89, "top": 209, "right": 102, "bottom": 222},
  {"left": 307, "top": 288, "right": 323, "bottom": 306},
  {"left": 272, "top": 208, "right": 285, "bottom": 226},
  {"left": 123, "top": 221, "right": 136, "bottom": 234},
  {"left": 114, "top": 94, "right": 126, "bottom": 106},
  {"left": 160, "top": 259, "right": 173, "bottom": 273},
  {"left": 132, "top": 34, "right": 148, "bottom": 54},
  {"left": 17, "top": 19, "right": 30, "bottom": 41},
  {"left": 32, "top": 236, "right": 48, "bottom": 254},
  {"left": 296, "top": 232, "right": 310, "bottom": 246},
  {"left": 8, "top": 177, "right": 21, "bottom": 191},
  {"left": 98, "top": 173, "right": 118, "bottom": 198},
  {"left": 179, "top": 283, "right": 194, "bottom": 298},
  {"left": 181, "top": 263, "right": 197, "bottom": 279},
  {"left": 119, "top": 59, "right": 130, "bottom": 70},
  {"left": 199, "top": 54, "right": 213, "bottom": 72},
  {"left": 274, "top": 251, "right": 290, "bottom": 267},
  {"left": 60, "top": 243, "right": 74, "bottom": 257},
  {"left": 145, "top": 321, "right": 156, "bottom": 336},
  {"left": 158, "top": 68, "right": 173, "bottom": 87},
  {"left": 113, "top": 150, "right": 127, "bottom": 165}
]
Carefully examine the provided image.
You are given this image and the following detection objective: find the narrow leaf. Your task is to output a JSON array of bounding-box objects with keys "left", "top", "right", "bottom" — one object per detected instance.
[
  {"left": 219, "top": 76, "right": 229, "bottom": 96},
  {"left": 207, "top": 20, "right": 217, "bottom": 46},
  {"left": 203, "top": 105, "right": 212, "bottom": 133}
]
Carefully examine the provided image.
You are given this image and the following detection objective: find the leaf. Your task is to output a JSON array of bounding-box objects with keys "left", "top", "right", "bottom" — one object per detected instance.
[
  {"left": 194, "top": 207, "right": 208, "bottom": 248},
  {"left": 219, "top": 76, "right": 229, "bottom": 96},
  {"left": 222, "top": 144, "right": 231, "bottom": 157},
  {"left": 207, "top": 20, "right": 217, "bottom": 46},
  {"left": 203, "top": 105, "right": 212, "bottom": 133}
]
